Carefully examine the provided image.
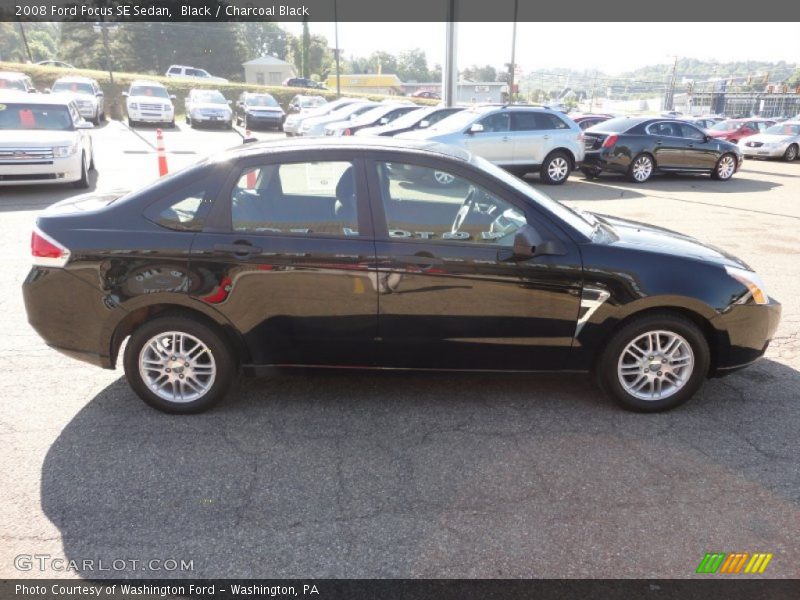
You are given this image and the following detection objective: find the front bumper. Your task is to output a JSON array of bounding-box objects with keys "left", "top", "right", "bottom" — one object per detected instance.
[
  {"left": 710, "top": 297, "right": 782, "bottom": 375},
  {"left": 191, "top": 113, "right": 232, "bottom": 125},
  {"left": 244, "top": 113, "right": 284, "bottom": 128},
  {"left": 75, "top": 103, "right": 98, "bottom": 120},
  {"left": 740, "top": 144, "right": 786, "bottom": 158},
  {"left": 0, "top": 154, "right": 82, "bottom": 186},
  {"left": 128, "top": 108, "right": 174, "bottom": 124}
]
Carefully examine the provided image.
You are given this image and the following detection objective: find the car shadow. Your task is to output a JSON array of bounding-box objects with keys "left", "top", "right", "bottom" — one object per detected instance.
[
  {"left": 0, "top": 171, "right": 99, "bottom": 213},
  {"left": 40, "top": 359, "right": 800, "bottom": 577}
]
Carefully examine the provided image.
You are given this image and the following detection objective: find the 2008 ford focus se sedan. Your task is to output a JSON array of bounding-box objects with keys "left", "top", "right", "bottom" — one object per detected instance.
[{"left": 23, "top": 138, "right": 780, "bottom": 414}]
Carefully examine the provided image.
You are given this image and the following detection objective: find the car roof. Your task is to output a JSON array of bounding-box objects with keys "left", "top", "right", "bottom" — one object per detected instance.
[
  {"left": 0, "top": 91, "right": 75, "bottom": 106},
  {"left": 219, "top": 136, "right": 473, "bottom": 163}
]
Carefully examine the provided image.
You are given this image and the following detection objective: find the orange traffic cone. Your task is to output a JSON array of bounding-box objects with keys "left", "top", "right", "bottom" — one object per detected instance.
[{"left": 156, "top": 128, "right": 169, "bottom": 177}]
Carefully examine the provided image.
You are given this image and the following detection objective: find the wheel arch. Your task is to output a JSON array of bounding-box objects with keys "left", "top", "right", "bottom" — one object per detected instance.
[
  {"left": 545, "top": 147, "right": 577, "bottom": 170},
  {"left": 109, "top": 302, "right": 249, "bottom": 370},
  {"left": 591, "top": 304, "right": 721, "bottom": 376}
]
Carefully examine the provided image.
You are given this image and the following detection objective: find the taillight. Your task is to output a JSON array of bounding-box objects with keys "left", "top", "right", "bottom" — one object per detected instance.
[
  {"left": 343, "top": 128, "right": 351, "bottom": 136},
  {"left": 31, "top": 227, "right": 70, "bottom": 267},
  {"left": 601, "top": 134, "right": 618, "bottom": 149}
]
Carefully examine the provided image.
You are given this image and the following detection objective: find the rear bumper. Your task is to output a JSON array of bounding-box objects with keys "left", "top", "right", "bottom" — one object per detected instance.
[
  {"left": 710, "top": 298, "right": 782, "bottom": 376},
  {"left": 22, "top": 267, "right": 120, "bottom": 369},
  {"left": 581, "top": 150, "right": 629, "bottom": 174}
]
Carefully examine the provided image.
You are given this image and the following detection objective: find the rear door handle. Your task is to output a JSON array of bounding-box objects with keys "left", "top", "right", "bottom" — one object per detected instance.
[{"left": 213, "top": 242, "right": 263, "bottom": 257}]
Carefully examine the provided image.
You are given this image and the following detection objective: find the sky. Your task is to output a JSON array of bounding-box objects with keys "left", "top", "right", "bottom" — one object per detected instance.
[{"left": 284, "top": 22, "right": 800, "bottom": 75}]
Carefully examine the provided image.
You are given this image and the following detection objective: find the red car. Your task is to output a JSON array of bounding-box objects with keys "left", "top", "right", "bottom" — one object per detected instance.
[{"left": 707, "top": 118, "right": 775, "bottom": 144}]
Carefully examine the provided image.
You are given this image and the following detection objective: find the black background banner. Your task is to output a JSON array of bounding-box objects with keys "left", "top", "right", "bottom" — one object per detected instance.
[
  {"left": 3, "top": 580, "right": 800, "bottom": 600},
  {"left": 2, "top": 0, "right": 800, "bottom": 22}
]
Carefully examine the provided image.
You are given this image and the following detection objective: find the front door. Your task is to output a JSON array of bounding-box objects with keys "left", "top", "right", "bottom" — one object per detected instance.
[
  {"left": 462, "top": 111, "right": 513, "bottom": 165},
  {"left": 189, "top": 155, "right": 379, "bottom": 367},
  {"left": 647, "top": 121, "right": 688, "bottom": 169},
  {"left": 366, "top": 158, "right": 583, "bottom": 371}
]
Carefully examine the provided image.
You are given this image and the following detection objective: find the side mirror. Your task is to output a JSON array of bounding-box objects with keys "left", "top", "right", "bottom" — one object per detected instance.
[
  {"left": 76, "top": 121, "right": 94, "bottom": 130},
  {"left": 169, "top": 94, "right": 176, "bottom": 100},
  {"left": 121, "top": 92, "right": 129, "bottom": 97},
  {"left": 96, "top": 91, "right": 104, "bottom": 97},
  {"left": 497, "top": 227, "right": 566, "bottom": 262},
  {"left": 468, "top": 123, "right": 484, "bottom": 134},
  {"left": 418, "top": 120, "right": 431, "bottom": 128}
]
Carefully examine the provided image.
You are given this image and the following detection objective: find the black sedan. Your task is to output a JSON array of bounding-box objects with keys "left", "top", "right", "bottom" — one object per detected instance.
[
  {"left": 23, "top": 138, "right": 779, "bottom": 414},
  {"left": 582, "top": 117, "right": 743, "bottom": 183}
]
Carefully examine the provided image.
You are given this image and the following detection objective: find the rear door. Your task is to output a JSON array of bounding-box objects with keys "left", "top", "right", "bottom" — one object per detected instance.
[
  {"left": 509, "top": 111, "right": 546, "bottom": 166},
  {"left": 189, "top": 152, "right": 379, "bottom": 367}
]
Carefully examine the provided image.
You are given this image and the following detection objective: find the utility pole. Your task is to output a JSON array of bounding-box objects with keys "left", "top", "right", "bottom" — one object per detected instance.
[
  {"left": 16, "top": 20, "right": 33, "bottom": 63},
  {"left": 664, "top": 55, "right": 679, "bottom": 111},
  {"left": 95, "top": 19, "right": 120, "bottom": 119},
  {"left": 508, "top": 0, "right": 518, "bottom": 104},
  {"left": 334, "top": 0, "right": 341, "bottom": 97},
  {"left": 589, "top": 70, "right": 598, "bottom": 112},
  {"left": 443, "top": 0, "right": 458, "bottom": 107}
]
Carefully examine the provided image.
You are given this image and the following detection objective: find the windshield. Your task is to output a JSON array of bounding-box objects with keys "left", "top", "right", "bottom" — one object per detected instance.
[
  {"left": 429, "top": 109, "right": 481, "bottom": 131},
  {"left": 764, "top": 123, "right": 800, "bottom": 136},
  {"left": 246, "top": 95, "right": 278, "bottom": 107},
  {"left": 0, "top": 77, "right": 27, "bottom": 91},
  {"left": 0, "top": 104, "right": 73, "bottom": 131},
  {"left": 472, "top": 156, "right": 595, "bottom": 238},
  {"left": 711, "top": 121, "right": 740, "bottom": 132},
  {"left": 192, "top": 91, "right": 226, "bottom": 104},
  {"left": 129, "top": 85, "right": 170, "bottom": 99},
  {"left": 383, "top": 107, "right": 430, "bottom": 128},
  {"left": 298, "top": 96, "right": 326, "bottom": 107},
  {"left": 52, "top": 81, "right": 94, "bottom": 95}
]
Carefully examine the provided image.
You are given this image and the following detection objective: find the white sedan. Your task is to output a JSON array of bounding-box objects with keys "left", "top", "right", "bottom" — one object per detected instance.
[
  {"left": 739, "top": 121, "right": 800, "bottom": 161},
  {"left": 0, "top": 92, "right": 95, "bottom": 188}
]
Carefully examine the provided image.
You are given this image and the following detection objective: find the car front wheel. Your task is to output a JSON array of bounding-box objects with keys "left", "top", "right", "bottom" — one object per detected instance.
[
  {"left": 711, "top": 153, "right": 737, "bottom": 180},
  {"left": 123, "top": 316, "right": 235, "bottom": 414},
  {"left": 596, "top": 313, "right": 710, "bottom": 412},
  {"left": 784, "top": 144, "right": 798, "bottom": 162}
]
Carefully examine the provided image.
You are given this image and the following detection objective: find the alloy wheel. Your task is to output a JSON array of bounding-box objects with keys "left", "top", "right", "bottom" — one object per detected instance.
[
  {"left": 632, "top": 156, "right": 653, "bottom": 182},
  {"left": 138, "top": 331, "right": 217, "bottom": 403},
  {"left": 547, "top": 157, "right": 569, "bottom": 182},
  {"left": 717, "top": 155, "right": 736, "bottom": 180},
  {"left": 617, "top": 330, "right": 694, "bottom": 401}
]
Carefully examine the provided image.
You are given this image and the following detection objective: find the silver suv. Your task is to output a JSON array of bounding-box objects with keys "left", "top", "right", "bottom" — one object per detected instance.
[{"left": 398, "top": 105, "right": 585, "bottom": 184}]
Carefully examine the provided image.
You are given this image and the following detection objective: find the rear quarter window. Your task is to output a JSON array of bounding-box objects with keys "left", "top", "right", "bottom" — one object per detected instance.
[{"left": 143, "top": 173, "right": 222, "bottom": 232}]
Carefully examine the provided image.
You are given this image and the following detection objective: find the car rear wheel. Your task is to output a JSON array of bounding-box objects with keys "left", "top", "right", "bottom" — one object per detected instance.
[
  {"left": 784, "top": 144, "right": 798, "bottom": 162},
  {"left": 596, "top": 313, "right": 710, "bottom": 412},
  {"left": 540, "top": 152, "right": 571, "bottom": 185},
  {"left": 123, "top": 316, "right": 235, "bottom": 414},
  {"left": 711, "top": 153, "right": 737, "bottom": 180},
  {"left": 628, "top": 153, "right": 654, "bottom": 183},
  {"left": 581, "top": 167, "right": 599, "bottom": 179}
]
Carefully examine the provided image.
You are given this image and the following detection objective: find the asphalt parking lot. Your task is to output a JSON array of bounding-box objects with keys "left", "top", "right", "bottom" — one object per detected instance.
[{"left": 1, "top": 121, "right": 798, "bottom": 579}]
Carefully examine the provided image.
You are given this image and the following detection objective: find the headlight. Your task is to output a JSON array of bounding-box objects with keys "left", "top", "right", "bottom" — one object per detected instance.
[
  {"left": 53, "top": 142, "right": 79, "bottom": 158},
  {"left": 726, "top": 265, "right": 769, "bottom": 305},
  {"left": 129, "top": 102, "right": 138, "bottom": 109}
]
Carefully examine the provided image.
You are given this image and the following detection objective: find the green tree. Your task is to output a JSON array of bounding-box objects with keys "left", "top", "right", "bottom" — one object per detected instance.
[
  {"left": 461, "top": 64, "right": 497, "bottom": 82},
  {"left": 59, "top": 22, "right": 107, "bottom": 70},
  {"left": 397, "top": 49, "right": 431, "bottom": 82},
  {"left": 238, "top": 22, "right": 292, "bottom": 61}
]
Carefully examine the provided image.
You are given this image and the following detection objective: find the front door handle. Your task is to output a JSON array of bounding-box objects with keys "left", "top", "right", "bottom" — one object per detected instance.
[
  {"left": 502, "top": 136, "right": 510, "bottom": 142},
  {"left": 213, "top": 242, "right": 263, "bottom": 257}
]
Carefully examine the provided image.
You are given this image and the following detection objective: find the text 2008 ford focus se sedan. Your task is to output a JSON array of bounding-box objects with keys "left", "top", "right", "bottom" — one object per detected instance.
[{"left": 23, "top": 138, "right": 780, "bottom": 414}]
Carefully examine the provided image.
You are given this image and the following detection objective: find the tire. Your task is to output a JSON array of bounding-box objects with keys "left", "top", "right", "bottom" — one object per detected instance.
[
  {"left": 595, "top": 312, "right": 710, "bottom": 412},
  {"left": 784, "top": 144, "right": 798, "bottom": 162},
  {"left": 123, "top": 316, "right": 235, "bottom": 414},
  {"left": 185, "top": 114, "right": 190, "bottom": 124},
  {"left": 540, "top": 151, "right": 571, "bottom": 185},
  {"left": 91, "top": 114, "right": 100, "bottom": 126},
  {"left": 73, "top": 152, "right": 90, "bottom": 189},
  {"left": 168, "top": 120, "right": 176, "bottom": 129},
  {"left": 711, "top": 153, "right": 737, "bottom": 181},
  {"left": 88, "top": 145, "right": 95, "bottom": 171},
  {"left": 100, "top": 111, "right": 106, "bottom": 122},
  {"left": 581, "top": 167, "right": 599, "bottom": 179},
  {"left": 627, "top": 153, "right": 654, "bottom": 183},
  {"left": 127, "top": 117, "right": 136, "bottom": 128}
]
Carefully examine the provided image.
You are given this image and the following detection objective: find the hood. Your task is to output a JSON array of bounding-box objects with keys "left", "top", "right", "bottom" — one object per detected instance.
[
  {"left": 596, "top": 213, "right": 749, "bottom": 269},
  {"left": 742, "top": 133, "right": 794, "bottom": 144},
  {"left": 0, "top": 130, "right": 78, "bottom": 147},
  {"left": 324, "top": 119, "right": 355, "bottom": 132},
  {"left": 395, "top": 128, "right": 450, "bottom": 141},
  {"left": 189, "top": 102, "right": 230, "bottom": 111}
]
